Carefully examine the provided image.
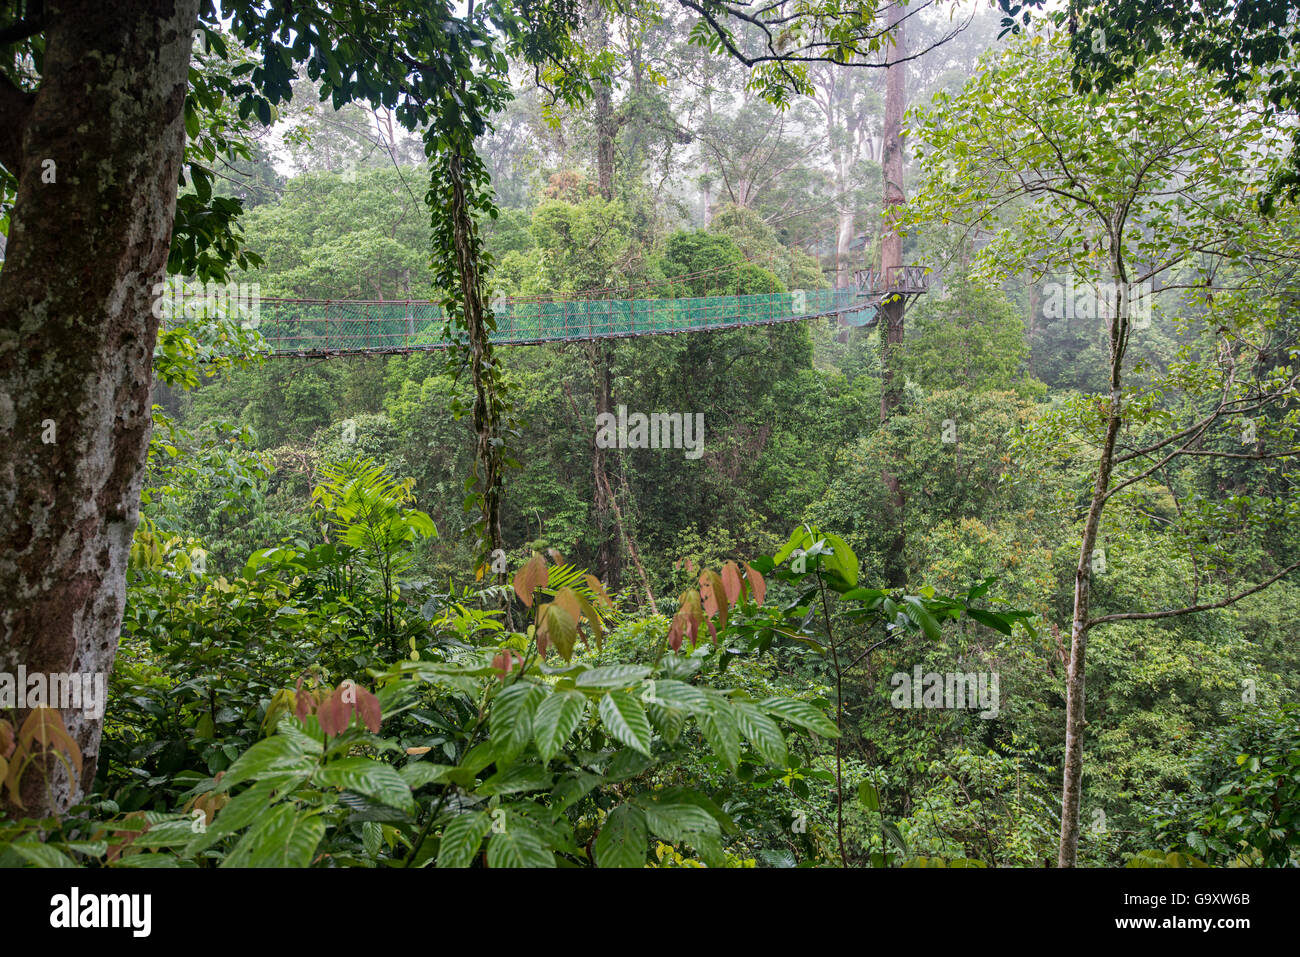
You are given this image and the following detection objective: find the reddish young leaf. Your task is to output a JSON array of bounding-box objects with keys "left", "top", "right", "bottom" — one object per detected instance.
[
  {"left": 720, "top": 561, "right": 743, "bottom": 605},
  {"left": 492, "top": 649, "right": 522, "bottom": 679},
  {"left": 679, "top": 590, "right": 704, "bottom": 648},
  {"left": 745, "top": 562, "right": 767, "bottom": 606},
  {"left": 584, "top": 574, "right": 615, "bottom": 611},
  {"left": 317, "top": 691, "right": 349, "bottom": 736},
  {"left": 293, "top": 686, "right": 319, "bottom": 721},
  {"left": 513, "top": 552, "right": 549, "bottom": 608},
  {"left": 0, "top": 719, "right": 14, "bottom": 759},
  {"left": 355, "top": 686, "right": 382, "bottom": 732},
  {"left": 699, "top": 569, "right": 729, "bottom": 632},
  {"left": 667, "top": 616, "right": 684, "bottom": 653},
  {"left": 539, "top": 598, "right": 579, "bottom": 660}
]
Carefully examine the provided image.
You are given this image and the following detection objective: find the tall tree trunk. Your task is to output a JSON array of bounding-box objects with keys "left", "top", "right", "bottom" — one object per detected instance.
[
  {"left": 445, "top": 149, "right": 505, "bottom": 564},
  {"left": 589, "top": 1, "right": 616, "bottom": 201},
  {"left": 1058, "top": 248, "right": 1129, "bottom": 867},
  {"left": 589, "top": 341, "right": 621, "bottom": 589},
  {"left": 0, "top": 0, "right": 200, "bottom": 816},
  {"left": 605, "top": 465, "right": 658, "bottom": 616},
  {"left": 827, "top": 72, "right": 862, "bottom": 290},
  {"left": 878, "top": 0, "right": 908, "bottom": 587},
  {"left": 835, "top": 203, "right": 855, "bottom": 289},
  {"left": 1027, "top": 271, "right": 1040, "bottom": 379}
]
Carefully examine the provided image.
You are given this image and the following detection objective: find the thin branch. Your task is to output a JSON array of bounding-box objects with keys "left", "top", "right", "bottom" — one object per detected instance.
[{"left": 1088, "top": 558, "right": 1300, "bottom": 627}]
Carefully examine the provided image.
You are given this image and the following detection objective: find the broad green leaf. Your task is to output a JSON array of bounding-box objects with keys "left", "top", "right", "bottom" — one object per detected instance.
[
  {"left": 594, "top": 804, "right": 647, "bottom": 868},
  {"left": 533, "top": 690, "right": 587, "bottom": 764},
  {"left": 824, "top": 533, "right": 859, "bottom": 586},
  {"left": 491, "top": 682, "right": 546, "bottom": 763},
  {"left": 599, "top": 690, "right": 653, "bottom": 756},
  {"left": 648, "top": 679, "right": 712, "bottom": 715},
  {"left": 647, "top": 701, "right": 687, "bottom": 743},
  {"left": 184, "top": 776, "right": 300, "bottom": 855},
  {"left": 437, "top": 811, "right": 492, "bottom": 868},
  {"left": 400, "top": 762, "right": 454, "bottom": 789},
  {"left": 902, "top": 596, "right": 942, "bottom": 640},
  {"left": 218, "top": 733, "right": 320, "bottom": 789},
  {"left": 882, "top": 820, "right": 908, "bottom": 855},
  {"left": 733, "top": 700, "right": 789, "bottom": 767},
  {"left": 641, "top": 801, "right": 720, "bottom": 846},
  {"left": 965, "top": 607, "right": 1014, "bottom": 636},
  {"left": 487, "top": 824, "right": 554, "bottom": 868},
  {"left": 314, "top": 757, "right": 414, "bottom": 813},
  {"left": 760, "top": 697, "right": 839, "bottom": 738},
  {"left": 858, "top": 780, "right": 880, "bottom": 811},
  {"left": 10, "top": 842, "right": 77, "bottom": 868},
  {"left": 576, "top": 664, "right": 650, "bottom": 690},
  {"left": 362, "top": 821, "right": 382, "bottom": 858},
  {"left": 477, "top": 764, "right": 554, "bottom": 797},
  {"left": 774, "top": 525, "right": 810, "bottom": 565},
  {"left": 130, "top": 818, "right": 197, "bottom": 850},
  {"left": 222, "top": 804, "right": 325, "bottom": 868},
  {"left": 697, "top": 702, "right": 740, "bottom": 770},
  {"left": 551, "top": 771, "right": 602, "bottom": 812}
]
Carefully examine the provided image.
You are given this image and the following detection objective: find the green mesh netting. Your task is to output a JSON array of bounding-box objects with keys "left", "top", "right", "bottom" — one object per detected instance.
[{"left": 253, "top": 288, "right": 876, "bottom": 354}]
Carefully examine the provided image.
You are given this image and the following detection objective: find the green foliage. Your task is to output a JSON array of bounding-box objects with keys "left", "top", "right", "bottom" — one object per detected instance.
[{"left": 1143, "top": 705, "right": 1300, "bottom": 867}]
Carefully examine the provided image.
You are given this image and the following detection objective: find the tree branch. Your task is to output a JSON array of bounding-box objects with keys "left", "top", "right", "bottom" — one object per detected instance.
[{"left": 1088, "top": 558, "right": 1300, "bottom": 628}]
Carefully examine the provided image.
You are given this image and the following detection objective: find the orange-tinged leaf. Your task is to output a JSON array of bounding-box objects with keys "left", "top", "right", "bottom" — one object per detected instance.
[
  {"left": 492, "top": 649, "right": 522, "bottom": 678},
  {"left": 584, "top": 574, "right": 615, "bottom": 611},
  {"left": 678, "top": 590, "right": 704, "bottom": 648},
  {"left": 720, "top": 562, "right": 743, "bottom": 605},
  {"left": 18, "top": 707, "right": 82, "bottom": 778},
  {"left": 293, "top": 689, "right": 317, "bottom": 722},
  {"left": 547, "top": 548, "right": 567, "bottom": 566},
  {"left": 406, "top": 746, "right": 432, "bottom": 755},
  {"left": 0, "top": 719, "right": 13, "bottom": 759},
  {"left": 355, "top": 686, "right": 382, "bottom": 732},
  {"left": 745, "top": 562, "right": 767, "bottom": 606},
  {"left": 538, "top": 599, "right": 579, "bottom": 661},
  {"left": 317, "top": 692, "right": 349, "bottom": 736},
  {"left": 699, "top": 569, "right": 729, "bottom": 632},
  {"left": 513, "top": 552, "right": 549, "bottom": 607},
  {"left": 552, "top": 586, "right": 582, "bottom": 624},
  {"left": 667, "top": 616, "right": 684, "bottom": 653},
  {"left": 573, "top": 591, "right": 605, "bottom": 650}
]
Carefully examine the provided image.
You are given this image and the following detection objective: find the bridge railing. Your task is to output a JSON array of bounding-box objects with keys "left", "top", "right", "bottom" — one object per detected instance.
[
  {"left": 250, "top": 286, "right": 876, "bottom": 354},
  {"left": 854, "top": 265, "right": 930, "bottom": 295}
]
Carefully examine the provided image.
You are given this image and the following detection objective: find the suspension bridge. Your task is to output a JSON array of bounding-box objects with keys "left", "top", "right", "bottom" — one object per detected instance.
[{"left": 237, "top": 264, "right": 929, "bottom": 357}]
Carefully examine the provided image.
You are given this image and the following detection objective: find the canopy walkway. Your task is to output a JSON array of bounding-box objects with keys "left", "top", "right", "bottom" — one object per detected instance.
[{"left": 246, "top": 264, "right": 928, "bottom": 357}]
